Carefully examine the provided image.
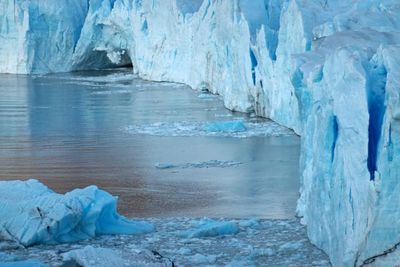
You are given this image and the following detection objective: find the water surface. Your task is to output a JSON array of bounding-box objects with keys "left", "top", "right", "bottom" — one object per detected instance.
[{"left": 0, "top": 69, "right": 300, "bottom": 218}]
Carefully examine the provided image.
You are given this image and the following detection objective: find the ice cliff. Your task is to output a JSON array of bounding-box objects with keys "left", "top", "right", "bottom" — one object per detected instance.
[{"left": 1, "top": 0, "right": 400, "bottom": 266}]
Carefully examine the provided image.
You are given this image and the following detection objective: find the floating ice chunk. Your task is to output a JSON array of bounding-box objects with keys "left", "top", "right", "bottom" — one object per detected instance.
[
  {"left": 62, "top": 246, "right": 128, "bottom": 267},
  {"left": 204, "top": 121, "right": 247, "bottom": 133},
  {"left": 123, "top": 121, "right": 293, "bottom": 138},
  {"left": 0, "top": 260, "right": 47, "bottom": 267},
  {"left": 279, "top": 241, "right": 304, "bottom": 251},
  {"left": 0, "top": 179, "right": 154, "bottom": 247},
  {"left": 89, "top": 89, "right": 132, "bottom": 95},
  {"left": 182, "top": 220, "right": 239, "bottom": 238},
  {"left": 155, "top": 160, "right": 242, "bottom": 170},
  {"left": 238, "top": 219, "right": 260, "bottom": 228},
  {"left": 154, "top": 163, "right": 176, "bottom": 169},
  {"left": 0, "top": 253, "right": 47, "bottom": 267},
  {"left": 198, "top": 93, "right": 218, "bottom": 100},
  {"left": 226, "top": 259, "right": 256, "bottom": 267},
  {"left": 188, "top": 253, "right": 217, "bottom": 264},
  {"left": 176, "top": 247, "right": 192, "bottom": 255},
  {"left": 62, "top": 246, "right": 173, "bottom": 267},
  {"left": 250, "top": 248, "right": 275, "bottom": 258}
]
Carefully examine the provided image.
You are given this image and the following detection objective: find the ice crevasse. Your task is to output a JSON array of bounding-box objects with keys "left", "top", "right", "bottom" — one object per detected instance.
[{"left": 1, "top": 0, "right": 400, "bottom": 266}]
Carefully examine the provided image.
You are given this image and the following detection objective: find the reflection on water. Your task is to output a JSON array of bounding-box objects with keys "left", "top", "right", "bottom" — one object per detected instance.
[{"left": 0, "top": 69, "right": 300, "bottom": 218}]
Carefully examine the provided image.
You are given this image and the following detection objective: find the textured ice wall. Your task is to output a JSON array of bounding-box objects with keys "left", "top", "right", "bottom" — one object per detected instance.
[
  {"left": 1, "top": 0, "right": 400, "bottom": 266},
  {"left": 0, "top": 0, "right": 90, "bottom": 73}
]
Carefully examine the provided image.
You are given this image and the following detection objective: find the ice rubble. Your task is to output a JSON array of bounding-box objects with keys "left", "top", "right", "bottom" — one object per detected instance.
[
  {"left": 1, "top": 218, "right": 330, "bottom": 266},
  {"left": 0, "top": 179, "right": 154, "bottom": 247},
  {"left": 1, "top": 0, "right": 400, "bottom": 266},
  {"left": 154, "top": 160, "right": 243, "bottom": 170},
  {"left": 61, "top": 245, "right": 174, "bottom": 267},
  {"left": 123, "top": 120, "right": 294, "bottom": 137}
]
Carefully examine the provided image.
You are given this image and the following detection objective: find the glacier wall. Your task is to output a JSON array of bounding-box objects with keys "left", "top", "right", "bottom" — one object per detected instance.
[{"left": 1, "top": 0, "right": 400, "bottom": 266}]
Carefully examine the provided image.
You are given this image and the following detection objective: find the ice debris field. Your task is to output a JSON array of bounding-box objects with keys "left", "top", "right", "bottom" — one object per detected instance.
[
  {"left": 0, "top": 181, "right": 330, "bottom": 266},
  {"left": 123, "top": 120, "right": 294, "bottom": 138}
]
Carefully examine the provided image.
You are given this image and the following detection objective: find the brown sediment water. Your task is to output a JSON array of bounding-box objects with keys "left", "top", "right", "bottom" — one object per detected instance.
[{"left": 0, "top": 69, "right": 300, "bottom": 218}]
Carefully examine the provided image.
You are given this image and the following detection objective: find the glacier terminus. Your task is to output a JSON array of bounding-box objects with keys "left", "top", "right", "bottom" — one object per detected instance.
[{"left": 1, "top": 0, "right": 400, "bottom": 266}]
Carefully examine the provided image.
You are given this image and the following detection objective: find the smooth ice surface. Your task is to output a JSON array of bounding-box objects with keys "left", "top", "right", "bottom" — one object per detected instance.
[
  {"left": 0, "top": 69, "right": 299, "bottom": 219},
  {"left": 0, "top": 179, "right": 154, "bottom": 247},
  {"left": 1, "top": 218, "right": 330, "bottom": 266}
]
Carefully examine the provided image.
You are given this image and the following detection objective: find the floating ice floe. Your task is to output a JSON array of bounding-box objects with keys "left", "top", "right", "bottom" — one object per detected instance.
[
  {"left": 62, "top": 245, "right": 173, "bottom": 267},
  {"left": 197, "top": 93, "right": 219, "bottom": 100},
  {"left": 155, "top": 160, "right": 243, "bottom": 170},
  {"left": 0, "top": 179, "right": 154, "bottom": 247},
  {"left": 123, "top": 120, "right": 294, "bottom": 138},
  {"left": 0, "top": 260, "right": 47, "bottom": 267},
  {"left": 204, "top": 120, "right": 247, "bottom": 133},
  {"left": 89, "top": 89, "right": 132, "bottom": 95},
  {"left": 181, "top": 219, "right": 239, "bottom": 238}
]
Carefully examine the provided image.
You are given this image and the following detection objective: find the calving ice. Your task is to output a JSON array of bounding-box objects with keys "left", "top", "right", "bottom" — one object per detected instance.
[{"left": 1, "top": 0, "right": 400, "bottom": 266}]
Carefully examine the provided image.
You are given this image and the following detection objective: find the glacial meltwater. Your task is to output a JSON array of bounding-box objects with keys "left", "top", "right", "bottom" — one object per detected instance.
[
  {"left": 0, "top": 68, "right": 299, "bottom": 219},
  {"left": 0, "top": 69, "right": 333, "bottom": 266}
]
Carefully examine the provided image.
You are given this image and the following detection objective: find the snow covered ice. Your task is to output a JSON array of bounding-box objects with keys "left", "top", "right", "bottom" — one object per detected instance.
[{"left": 1, "top": 0, "right": 400, "bottom": 266}]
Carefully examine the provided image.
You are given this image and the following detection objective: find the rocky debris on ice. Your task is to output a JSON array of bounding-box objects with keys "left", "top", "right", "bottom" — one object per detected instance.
[{"left": 0, "top": 180, "right": 154, "bottom": 247}]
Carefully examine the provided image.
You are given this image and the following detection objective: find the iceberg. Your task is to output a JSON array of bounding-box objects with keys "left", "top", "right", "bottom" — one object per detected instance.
[
  {"left": 0, "top": 179, "right": 154, "bottom": 247},
  {"left": 1, "top": 0, "right": 400, "bottom": 266}
]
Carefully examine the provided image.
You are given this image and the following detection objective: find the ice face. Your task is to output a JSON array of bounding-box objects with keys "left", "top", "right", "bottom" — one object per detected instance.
[
  {"left": 1, "top": 0, "right": 400, "bottom": 266},
  {"left": 0, "top": 179, "right": 154, "bottom": 247}
]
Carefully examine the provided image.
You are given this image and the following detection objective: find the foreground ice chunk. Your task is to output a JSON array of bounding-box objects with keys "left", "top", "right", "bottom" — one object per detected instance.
[
  {"left": 204, "top": 121, "right": 247, "bottom": 133},
  {"left": 0, "top": 260, "right": 47, "bottom": 267},
  {"left": 62, "top": 245, "right": 173, "bottom": 267},
  {"left": 0, "top": 179, "right": 154, "bottom": 247},
  {"left": 182, "top": 219, "right": 239, "bottom": 238}
]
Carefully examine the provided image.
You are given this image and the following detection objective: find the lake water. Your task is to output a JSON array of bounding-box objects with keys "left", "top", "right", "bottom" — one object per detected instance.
[{"left": 0, "top": 68, "right": 300, "bottom": 218}]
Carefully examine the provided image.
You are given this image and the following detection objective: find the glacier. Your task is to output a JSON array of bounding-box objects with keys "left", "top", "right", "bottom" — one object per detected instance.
[{"left": 1, "top": 0, "right": 400, "bottom": 266}]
